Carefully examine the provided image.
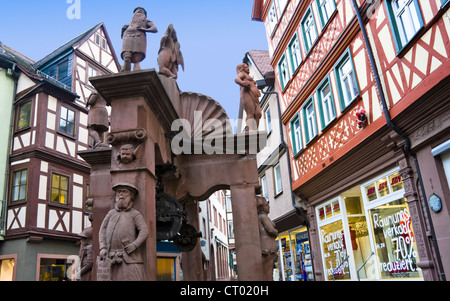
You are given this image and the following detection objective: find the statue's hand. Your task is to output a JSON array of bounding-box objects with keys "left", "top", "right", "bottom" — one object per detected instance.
[{"left": 124, "top": 243, "right": 137, "bottom": 255}]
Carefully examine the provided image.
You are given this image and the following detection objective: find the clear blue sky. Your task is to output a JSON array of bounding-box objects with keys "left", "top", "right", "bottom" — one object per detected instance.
[{"left": 0, "top": 0, "right": 268, "bottom": 120}]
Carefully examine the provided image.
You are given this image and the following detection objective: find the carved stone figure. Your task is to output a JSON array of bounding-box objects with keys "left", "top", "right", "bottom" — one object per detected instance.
[
  {"left": 257, "top": 196, "right": 278, "bottom": 281},
  {"left": 117, "top": 144, "right": 137, "bottom": 164},
  {"left": 121, "top": 7, "right": 158, "bottom": 72},
  {"left": 86, "top": 91, "right": 109, "bottom": 148},
  {"left": 76, "top": 215, "right": 93, "bottom": 281},
  {"left": 235, "top": 63, "right": 262, "bottom": 131},
  {"left": 157, "top": 23, "right": 184, "bottom": 79},
  {"left": 98, "top": 184, "right": 149, "bottom": 281}
]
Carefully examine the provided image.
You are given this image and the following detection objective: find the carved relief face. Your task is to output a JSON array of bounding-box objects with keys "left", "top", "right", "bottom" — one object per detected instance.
[{"left": 119, "top": 144, "right": 135, "bottom": 164}]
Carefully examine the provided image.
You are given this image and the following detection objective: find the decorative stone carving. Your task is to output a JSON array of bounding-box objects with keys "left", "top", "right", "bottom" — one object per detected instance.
[
  {"left": 98, "top": 184, "right": 149, "bottom": 281},
  {"left": 121, "top": 7, "right": 158, "bottom": 72},
  {"left": 107, "top": 129, "right": 148, "bottom": 169},
  {"left": 76, "top": 214, "right": 94, "bottom": 281},
  {"left": 86, "top": 91, "right": 109, "bottom": 149},
  {"left": 256, "top": 196, "right": 278, "bottom": 281},
  {"left": 158, "top": 23, "right": 184, "bottom": 79},
  {"left": 235, "top": 63, "right": 262, "bottom": 131}
]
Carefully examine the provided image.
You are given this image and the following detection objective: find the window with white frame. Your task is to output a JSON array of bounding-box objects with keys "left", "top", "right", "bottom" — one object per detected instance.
[
  {"left": 317, "top": 76, "right": 336, "bottom": 129},
  {"left": 268, "top": 1, "right": 278, "bottom": 34},
  {"left": 59, "top": 106, "right": 76, "bottom": 136},
  {"left": 301, "top": 7, "right": 318, "bottom": 53},
  {"left": 274, "top": 163, "right": 282, "bottom": 195},
  {"left": 288, "top": 33, "right": 302, "bottom": 72},
  {"left": 261, "top": 175, "right": 268, "bottom": 200},
  {"left": 303, "top": 98, "right": 318, "bottom": 143},
  {"left": 316, "top": 0, "right": 336, "bottom": 27},
  {"left": 278, "top": 54, "right": 290, "bottom": 89},
  {"left": 290, "top": 114, "right": 303, "bottom": 155},
  {"left": 386, "top": 0, "right": 423, "bottom": 51},
  {"left": 265, "top": 107, "right": 272, "bottom": 134},
  {"left": 335, "top": 49, "right": 359, "bottom": 111}
]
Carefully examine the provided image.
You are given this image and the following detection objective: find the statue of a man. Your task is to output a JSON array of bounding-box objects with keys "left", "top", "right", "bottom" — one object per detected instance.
[
  {"left": 257, "top": 196, "right": 278, "bottom": 281},
  {"left": 121, "top": 7, "right": 158, "bottom": 72},
  {"left": 86, "top": 91, "right": 109, "bottom": 148},
  {"left": 76, "top": 217, "right": 93, "bottom": 281},
  {"left": 99, "top": 184, "right": 149, "bottom": 281},
  {"left": 235, "top": 63, "right": 262, "bottom": 131},
  {"left": 157, "top": 23, "right": 184, "bottom": 79}
]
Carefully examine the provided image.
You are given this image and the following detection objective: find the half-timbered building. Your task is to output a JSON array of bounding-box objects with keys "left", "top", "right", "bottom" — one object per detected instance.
[
  {"left": 252, "top": 0, "right": 450, "bottom": 281},
  {"left": 0, "top": 23, "right": 120, "bottom": 281}
]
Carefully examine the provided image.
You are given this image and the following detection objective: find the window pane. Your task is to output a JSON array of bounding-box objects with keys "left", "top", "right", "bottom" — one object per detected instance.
[
  {"left": 57, "top": 61, "right": 69, "bottom": 80},
  {"left": 369, "top": 198, "right": 423, "bottom": 280},
  {"left": 18, "top": 102, "right": 32, "bottom": 130},
  {"left": 320, "top": 220, "right": 350, "bottom": 280}
]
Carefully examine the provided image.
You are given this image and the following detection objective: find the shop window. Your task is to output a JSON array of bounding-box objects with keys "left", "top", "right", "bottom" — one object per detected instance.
[
  {"left": 317, "top": 168, "right": 422, "bottom": 281},
  {"left": 367, "top": 198, "right": 422, "bottom": 280},
  {"left": 303, "top": 97, "right": 318, "bottom": 143},
  {"left": 290, "top": 113, "right": 303, "bottom": 155},
  {"left": 39, "top": 257, "right": 73, "bottom": 281},
  {"left": 0, "top": 257, "right": 15, "bottom": 281},
  {"left": 385, "top": 0, "right": 424, "bottom": 52},
  {"left": 316, "top": 0, "right": 336, "bottom": 27},
  {"left": 51, "top": 173, "right": 69, "bottom": 205},
  {"left": 288, "top": 33, "right": 302, "bottom": 72},
  {"left": 11, "top": 169, "right": 28, "bottom": 203},
  {"left": 17, "top": 101, "right": 32, "bottom": 131},
  {"left": 278, "top": 54, "right": 290, "bottom": 89},
  {"left": 335, "top": 49, "right": 360, "bottom": 111},
  {"left": 59, "top": 106, "right": 75, "bottom": 136},
  {"left": 317, "top": 76, "right": 336, "bottom": 130},
  {"left": 301, "top": 6, "right": 318, "bottom": 53},
  {"left": 276, "top": 227, "right": 313, "bottom": 281},
  {"left": 157, "top": 257, "right": 176, "bottom": 281}
]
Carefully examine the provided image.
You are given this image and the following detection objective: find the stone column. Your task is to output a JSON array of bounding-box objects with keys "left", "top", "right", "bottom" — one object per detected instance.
[
  {"left": 78, "top": 148, "right": 112, "bottom": 281},
  {"left": 230, "top": 184, "right": 264, "bottom": 281}
]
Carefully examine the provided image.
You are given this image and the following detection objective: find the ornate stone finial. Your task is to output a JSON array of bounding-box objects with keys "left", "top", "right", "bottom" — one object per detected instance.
[
  {"left": 235, "top": 63, "right": 262, "bottom": 131},
  {"left": 121, "top": 7, "right": 158, "bottom": 72},
  {"left": 158, "top": 23, "right": 184, "bottom": 79}
]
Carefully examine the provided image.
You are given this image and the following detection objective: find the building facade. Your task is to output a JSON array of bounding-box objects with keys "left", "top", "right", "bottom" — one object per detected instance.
[
  {"left": 252, "top": 0, "right": 450, "bottom": 281},
  {"left": 199, "top": 190, "right": 232, "bottom": 280},
  {"left": 0, "top": 23, "right": 120, "bottom": 281}
]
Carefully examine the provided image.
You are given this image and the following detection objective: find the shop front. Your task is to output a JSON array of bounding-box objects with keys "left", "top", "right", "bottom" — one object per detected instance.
[
  {"left": 276, "top": 226, "right": 314, "bottom": 281},
  {"left": 315, "top": 168, "right": 423, "bottom": 281}
]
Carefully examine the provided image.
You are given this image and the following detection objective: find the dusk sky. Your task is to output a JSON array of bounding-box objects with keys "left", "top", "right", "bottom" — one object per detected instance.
[{"left": 0, "top": 0, "right": 269, "bottom": 121}]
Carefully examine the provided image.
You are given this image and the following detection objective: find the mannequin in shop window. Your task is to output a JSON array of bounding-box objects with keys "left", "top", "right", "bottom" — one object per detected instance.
[{"left": 257, "top": 196, "right": 278, "bottom": 281}]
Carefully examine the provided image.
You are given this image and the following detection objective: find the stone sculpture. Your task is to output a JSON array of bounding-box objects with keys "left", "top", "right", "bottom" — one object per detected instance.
[
  {"left": 257, "top": 196, "right": 278, "bottom": 281},
  {"left": 158, "top": 23, "right": 184, "bottom": 79},
  {"left": 76, "top": 215, "right": 93, "bottom": 281},
  {"left": 98, "top": 184, "right": 149, "bottom": 281},
  {"left": 86, "top": 91, "right": 109, "bottom": 148},
  {"left": 235, "top": 63, "right": 262, "bottom": 131},
  {"left": 121, "top": 7, "right": 158, "bottom": 72}
]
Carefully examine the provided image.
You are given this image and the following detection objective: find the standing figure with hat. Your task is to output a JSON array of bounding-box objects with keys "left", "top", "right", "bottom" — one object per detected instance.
[
  {"left": 98, "top": 184, "right": 149, "bottom": 281},
  {"left": 121, "top": 7, "right": 158, "bottom": 72}
]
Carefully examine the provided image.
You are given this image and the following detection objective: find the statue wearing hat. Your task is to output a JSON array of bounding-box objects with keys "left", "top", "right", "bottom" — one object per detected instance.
[
  {"left": 98, "top": 184, "right": 149, "bottom": 281},
  {"left": 121, "top": 7, "right": 158, "bottom": 72}
]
